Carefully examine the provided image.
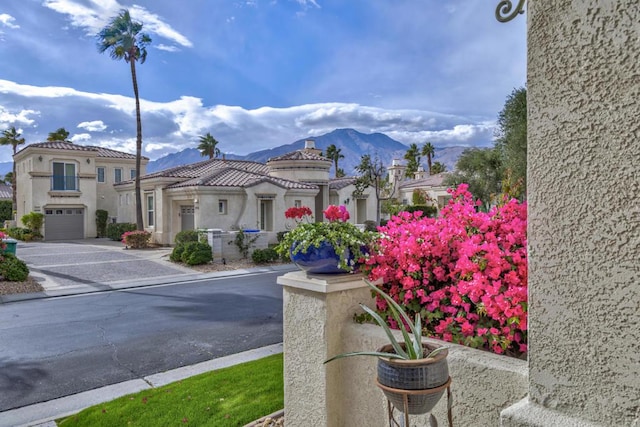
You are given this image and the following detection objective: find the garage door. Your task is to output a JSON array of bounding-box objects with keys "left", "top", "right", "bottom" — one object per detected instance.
[{"left": 44, "top": 208, "right": 85, "bottom": 241}]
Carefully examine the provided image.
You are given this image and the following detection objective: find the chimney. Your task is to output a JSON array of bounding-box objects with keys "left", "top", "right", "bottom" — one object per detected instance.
[{"left": 304, "top": 139, "right": 316, "bottom": 150}]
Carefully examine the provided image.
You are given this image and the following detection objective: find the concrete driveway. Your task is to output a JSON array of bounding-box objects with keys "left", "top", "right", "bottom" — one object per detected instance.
[{"left": 13, "top": 238, "right": 196, "bottom": 296}]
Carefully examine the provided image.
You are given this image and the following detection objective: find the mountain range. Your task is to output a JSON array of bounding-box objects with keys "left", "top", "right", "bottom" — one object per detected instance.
[
  {"left": 0, "top": 128, "right": 470, "bottom": 177},
  {"left": 146, "top": 128, "right": 469, "bottom": 175}
]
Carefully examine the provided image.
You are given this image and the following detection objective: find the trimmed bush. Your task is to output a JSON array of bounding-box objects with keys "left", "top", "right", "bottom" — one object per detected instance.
[
  {"left": 122, "top": 230, "right": 151, "bottom": 249},
  {"left": 106, "top": 223, "right": 136, "bottom": 241},
  {"left": 179, "top": 241, "right": 212, "bottom": 265},
  {"left": 96, "top": 210, "right": 108, "bottom": 238},
  {"left": 0, "top": 253, "right": 29, "bottom": 281},
  {"left": 6, "top": 227, "right": 39, "bottom": 241},
  {"left": 404, "top": 204, "right": 438, "bottom": 218},
  {"left": 252, "top": 247, "right": 279, "bottom": 264},
  {"left": 170, "top": 244, "right": 187, "bottom": 262},
  {"left": 174, "top": 230, "right": 199, "bottom": 245}
]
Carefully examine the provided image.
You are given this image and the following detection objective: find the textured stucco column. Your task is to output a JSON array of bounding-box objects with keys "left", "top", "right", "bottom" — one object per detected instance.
[
  {"left": 278, "top": 271, "right": 370, "bottom": 427},
  {"left": 502, "top": 1, "right": 640, "bottom": 426}
]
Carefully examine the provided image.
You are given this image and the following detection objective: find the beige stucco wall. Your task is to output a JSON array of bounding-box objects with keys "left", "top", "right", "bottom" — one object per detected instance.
[{"left": 521, "top": 1, "right": 640, "bottom": 425}]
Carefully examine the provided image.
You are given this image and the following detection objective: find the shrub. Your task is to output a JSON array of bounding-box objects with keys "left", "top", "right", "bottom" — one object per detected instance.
[
  {"left": 252, "top": 247, "right": 279, "bottom": 264},
  {"left": 0, "top": 200, "right": 12, "bottom": 222},
  {"left": 96, "top": 210, "right": 109, "bottom": 238},
  {"left": 0, "top": 253, "right": 29, "bottom": 281},
  {"left": 229, "top": 230, "right": 259, "bottom": 259},
  {"left": 170, "top": 244, "right": 186, "bottom": 262},
  {"left": 122, "top": 230, "right": 151, "bottom": 249},
  {"left": 174, "top": 230, "right": 199, "bottom": 245},
  {"left": 276, "top": 231, "right": 288, "bottom": 243},
  {"left": 106, "top": 223, "right": 136, "bottom": 241},
  {"left": 6, "top": 227, "right": 37, "bottom": 241},
  {"left": 21, "top": 212, "right": 44, "bottom": 233},
  {"left": 179, "top": 241, "right": 212, "bottom": 265},
  {"left": 363, "top": 184, "right": 528, "bottom": 357}
]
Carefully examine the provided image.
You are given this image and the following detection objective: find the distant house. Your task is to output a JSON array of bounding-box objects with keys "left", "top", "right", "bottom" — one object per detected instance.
[
  {"left": 115, "top": 140, "right": 378, "bottom": 245},
  {"left": 14, "top": 141, "right": 147, "bottom": 240},
  {"left": 388, "top": 159, "right": 451, "bottom": 210}
]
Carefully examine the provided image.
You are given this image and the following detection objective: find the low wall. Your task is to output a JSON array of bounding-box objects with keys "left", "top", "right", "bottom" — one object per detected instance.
[
  {"left": 204, "top": 230, "right": 274, "bottom": 261},
  {"left": 279, "top": 271, "right": 528, "bottom": 427}
]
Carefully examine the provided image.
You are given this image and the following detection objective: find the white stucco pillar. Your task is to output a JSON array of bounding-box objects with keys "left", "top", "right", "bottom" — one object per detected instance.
[
  {"left": 278, "top": 271, "right": 370, "bottom": 427},
  {"left": 501, "top": 1, "right": 640, "bottom": 426}
]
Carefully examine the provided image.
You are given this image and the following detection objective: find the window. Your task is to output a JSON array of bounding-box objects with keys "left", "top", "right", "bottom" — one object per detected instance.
[
  {"left": 97, "top": 167, "right": 105, "bottom": 183},
  {"left": 218, "top": 199, "right": 227, "bottom": 215},
  {"left": 114, "top": 168, "right": 123, "bottom": 183},
  {"left": 52, "top": 162, "right": 77, "bottom": 190},
  {"left": 146, "top": 193, "right": 154, "bottom": 226},
  {"left": 130, "top": 169, "right": 136, "bottom": 180},
  {"left": 294, "top": 200, "right": 302, "bottom": 208}
]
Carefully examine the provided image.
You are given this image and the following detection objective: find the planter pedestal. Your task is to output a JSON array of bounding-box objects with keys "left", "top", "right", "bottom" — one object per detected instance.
[{"left": 377, "top": 377, "right": 453, "bottom": 427}]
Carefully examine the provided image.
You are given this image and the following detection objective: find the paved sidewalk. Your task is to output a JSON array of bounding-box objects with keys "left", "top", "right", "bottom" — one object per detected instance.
[{"left": 1, "top": 343, "right": 284, "bottom": 427}]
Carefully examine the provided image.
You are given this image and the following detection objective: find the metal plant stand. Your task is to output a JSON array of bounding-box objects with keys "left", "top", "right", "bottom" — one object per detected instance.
[{"left": 376, "top": 377, "right": 453, "bottom": 427}]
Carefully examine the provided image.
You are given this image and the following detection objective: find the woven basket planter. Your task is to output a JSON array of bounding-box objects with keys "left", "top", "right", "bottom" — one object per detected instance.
[{"left": 376, "top": 343, "right": 449, "bottom": 414}]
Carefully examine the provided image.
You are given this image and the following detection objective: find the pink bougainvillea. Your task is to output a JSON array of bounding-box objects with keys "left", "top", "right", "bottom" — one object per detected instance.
[{"left": 363, "top": 184, "right": 528, "bottom": 357}]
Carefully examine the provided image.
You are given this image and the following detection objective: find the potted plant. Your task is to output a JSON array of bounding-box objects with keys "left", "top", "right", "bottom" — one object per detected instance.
[
  {"left": 325, "top": 280, "right": 450, "bottom": 418},
  {"left": 276, "top": 205, "right": 376, "bottom": 274}
]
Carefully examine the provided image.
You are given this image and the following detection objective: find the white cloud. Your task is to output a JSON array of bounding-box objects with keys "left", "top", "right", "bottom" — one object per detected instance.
[
  {"left": 0, "top": 79, "right": 495, "bottom": 162},
  {"left": 0, "top": 13, "right": 20, "bottom": 29},
  {"left": 42, "top": 0, "right": 192, "bottom": 47},
  {"left": 293, "top": 0, "right": 320, "bottom": 8},
  {"left": 77, "top": 120, "right": 107, "bottom": 132},
  {"left": 70, "top": 133, "right": 91, "bottom": 142},
  {"left": 0, "top": 106, "right": 39, "bottom": 128},
  {"left": 156, "top": 44, "right": 179, "bottom": 52}
]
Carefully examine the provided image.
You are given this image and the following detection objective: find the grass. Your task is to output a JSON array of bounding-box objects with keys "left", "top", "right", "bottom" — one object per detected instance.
[{"left": 58, "top": 353, "right": 283, "bottom": 427}]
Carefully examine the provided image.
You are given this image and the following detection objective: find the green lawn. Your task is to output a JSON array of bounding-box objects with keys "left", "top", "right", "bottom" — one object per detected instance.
[{"left": 58, "top": 353, "right": 283, "bottom": 427}]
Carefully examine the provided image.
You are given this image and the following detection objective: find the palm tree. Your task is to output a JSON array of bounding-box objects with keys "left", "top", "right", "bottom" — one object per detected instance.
[
  {"left": 421, "top": 142, "right": 436, "bottom": 175},
  {"left": 47, "top": 127, "right": 70, "bottom": 142},
  {"left": 431, "top": 162, "right": 446, "bottom": 174},
  {"left": 98, "top": 9, "right": 151, "bottom": 231},
  {"left": 325, "top": 144, "right": 344, "bottom": 178},
  {"left": 403, "top": 143, "right": 421, "bottom": 178},
  {"left": 0, "top": 126, "right": 26, "bottom": 215},
  {"left": 197, "top": 133, "right": 221, "bottom": 159}
]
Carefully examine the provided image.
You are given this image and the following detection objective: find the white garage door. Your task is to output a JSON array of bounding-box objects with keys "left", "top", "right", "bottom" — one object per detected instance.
[{"left": 44, "top": 208, "right": 85, "bottom": 241}]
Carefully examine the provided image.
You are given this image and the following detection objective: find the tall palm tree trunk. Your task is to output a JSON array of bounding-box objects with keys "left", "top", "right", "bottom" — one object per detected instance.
[
  {"left": 130, "top": 58, "right": 144, "bottom": 230},
  {"left": 11, "top": 148, "right": 17, "bottom": 220}
]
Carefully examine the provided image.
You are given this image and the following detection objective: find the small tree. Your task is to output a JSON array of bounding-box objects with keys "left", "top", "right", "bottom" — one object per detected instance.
[{"left": 353, "top": 154, "right": 395, "bottom": 224}]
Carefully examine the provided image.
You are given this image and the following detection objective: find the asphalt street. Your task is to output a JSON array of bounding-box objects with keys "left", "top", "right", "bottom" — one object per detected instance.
[{"left": 0, "top": 271, "right": 284, "bottom": 413}]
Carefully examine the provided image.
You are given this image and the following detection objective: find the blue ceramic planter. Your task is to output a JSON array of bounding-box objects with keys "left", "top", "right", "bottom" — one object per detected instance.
[{"left": 290, "top": 241, "right": 351, "bottom": 274}]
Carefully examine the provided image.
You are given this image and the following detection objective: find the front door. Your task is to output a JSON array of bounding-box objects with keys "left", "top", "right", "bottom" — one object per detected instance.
[{"left": 181, "top": 205, "right": 195, "bottom": 230}]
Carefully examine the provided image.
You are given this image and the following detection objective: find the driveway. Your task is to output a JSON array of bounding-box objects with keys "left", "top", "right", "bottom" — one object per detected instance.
[{"left": 14, "top": 239, "right": 196, "bottom": 295}]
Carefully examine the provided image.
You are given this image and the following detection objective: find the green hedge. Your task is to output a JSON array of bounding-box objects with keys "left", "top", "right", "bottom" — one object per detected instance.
[
  {"left": 171, "top": 241, "right": 212, "bottom": 265},
  {"left": 251, "top": 247, "right": 279, "bottom": 264},
  {"left": 96, "top": 210, "right": 108, "bottom": 238},
  {"left": 0, "top": 253, "right": 29, "bottom": 281},
  {"left": 0, "top": 200, "right": 12, "bottom": 223},
  {"left": 106, "top": 223, "right": 137, "bottom": 241}
]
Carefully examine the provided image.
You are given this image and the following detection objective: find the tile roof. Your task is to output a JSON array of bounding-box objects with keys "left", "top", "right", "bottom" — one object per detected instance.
[
  {"left": 0, "top": 183, "right": 12, "bottom": 200},
  {"left": 399, "top": 173, "right": 447, "bottom": 189},
  {"left": 17, "top": 141, "right": 146, "bottom": 160},
  {"left": 166, "top": 166, "right": 317, "bottom": 190},
  {"left": 268, "top": 150, "right": 331, "bottom": 163},
  {"left": 329, "top": 176, "right": 358, "bottom": 190},
  {"left": 142, "top": 158, "right": 268, "bottom": 181}
]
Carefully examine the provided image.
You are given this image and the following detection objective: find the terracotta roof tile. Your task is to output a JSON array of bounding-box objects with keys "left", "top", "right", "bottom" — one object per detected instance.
[
  {"left": 329, "top": 177, "right": 358, "bottom": 190},
  {"left": 167, "top": 166, "right": 317, "bottom": 190},
  {"left": 18, "top": 141, "right": 146, "bottom": 160},
  {"left": 268, "top": 150, "right": 331, "bottom": 163},
  {"left": 143, "top": 158, "right": 268, "bottom": 181},
  {"left": 399, "top": 173, "right": 447, "bottom": 189},
  {"left": 0, "top": 183, "right": 12, "bottom": 200}
]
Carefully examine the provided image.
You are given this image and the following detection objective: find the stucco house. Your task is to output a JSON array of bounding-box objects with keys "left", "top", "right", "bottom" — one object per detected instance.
[
  {"left": 13, "top": 141, "right": 147, "bottom": 240},
  {"left": 115, "top": 140, "right": 378, "bottom": 245},
  {"left": 387, "top": 158, "right": 451, "bottom": 210}
]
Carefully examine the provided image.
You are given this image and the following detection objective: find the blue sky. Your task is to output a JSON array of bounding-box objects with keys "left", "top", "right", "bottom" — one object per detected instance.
[{"left": 0, "top": 0, "right": 526, "bottom": 163}]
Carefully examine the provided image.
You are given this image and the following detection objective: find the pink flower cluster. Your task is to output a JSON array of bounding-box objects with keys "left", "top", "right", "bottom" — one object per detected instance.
[
  {"left": 363, "top": 184, "right": 528, "bottom": 356},
  {"left": 323, "top": 205, "right": 350, "bottom": 222}
]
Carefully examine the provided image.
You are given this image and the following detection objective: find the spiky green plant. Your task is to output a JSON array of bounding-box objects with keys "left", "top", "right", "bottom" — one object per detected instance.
[{"left": 325, "top": 280, "right": 447, "bottom": 362}]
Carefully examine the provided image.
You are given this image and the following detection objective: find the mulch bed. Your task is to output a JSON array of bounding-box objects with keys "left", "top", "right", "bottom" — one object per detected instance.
[{"left": 0, "top": 276, "right": 45, "bottom": 295}]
